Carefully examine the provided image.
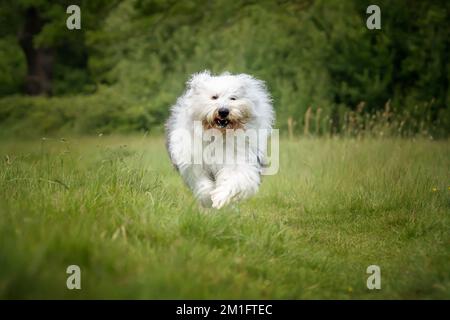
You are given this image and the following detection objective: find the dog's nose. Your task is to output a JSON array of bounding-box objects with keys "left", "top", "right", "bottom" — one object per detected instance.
[{"left": 218, "top": 107, "right": 229, "bottom": 119}]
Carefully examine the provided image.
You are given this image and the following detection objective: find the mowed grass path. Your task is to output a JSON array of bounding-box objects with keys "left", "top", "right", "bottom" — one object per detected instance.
[{"left": 0, "top": 136, "right": 449, "bottom": 299}]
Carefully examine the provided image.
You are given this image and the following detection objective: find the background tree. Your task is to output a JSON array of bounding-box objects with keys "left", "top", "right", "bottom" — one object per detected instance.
[
  {"left": 0, "top": 0, "right": 118, "bottom": 95},
  {"left": 0, "top": 0, "right": 448, "bottom": 137}
]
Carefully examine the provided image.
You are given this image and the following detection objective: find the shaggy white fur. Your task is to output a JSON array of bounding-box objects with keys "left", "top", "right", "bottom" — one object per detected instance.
[{"left": 166, "top": 71, "right": 274, "bottom": 209}]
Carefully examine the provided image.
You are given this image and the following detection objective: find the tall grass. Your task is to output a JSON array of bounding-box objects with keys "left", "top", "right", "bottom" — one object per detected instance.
[
  {"left": 0, "top": 135, "right": 448, "bottom": 299},
  {"left": 301, "top": 100, "right": 444, "bottom": 139}
]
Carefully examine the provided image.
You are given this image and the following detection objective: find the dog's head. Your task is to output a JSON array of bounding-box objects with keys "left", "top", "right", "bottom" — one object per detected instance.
[{"left": 183, "top": 71, "right": 273, "bottom": 131}]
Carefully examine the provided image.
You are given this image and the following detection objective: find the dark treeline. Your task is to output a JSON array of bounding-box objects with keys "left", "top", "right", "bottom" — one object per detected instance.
[{"left": 0, "top": 0, "right": 449, "bottom": 137}]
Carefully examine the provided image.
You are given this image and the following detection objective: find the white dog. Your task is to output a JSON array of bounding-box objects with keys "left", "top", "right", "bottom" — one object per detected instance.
[{"left": 166, "top": 71, "right": 274, "bottom": 209}]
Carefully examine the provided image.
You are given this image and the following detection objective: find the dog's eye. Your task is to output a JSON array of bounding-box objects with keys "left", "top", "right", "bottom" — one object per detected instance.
[
  {"left": 230, "top": 97, "right": 237, "bottom": 101},
  {"left": 211, "top": 95, "right": 219, "bottom": 100}
]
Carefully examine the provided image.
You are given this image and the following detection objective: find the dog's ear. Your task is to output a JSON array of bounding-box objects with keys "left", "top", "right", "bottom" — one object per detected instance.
[
  {"left": 237, "top": 73, "right": 274, "bottom": 128},
  {"left": 186, "top": 70, "right": 211, "bottom": 92},
  {"left": 237, "top": 73, "right": 266, "bottom": 92}
]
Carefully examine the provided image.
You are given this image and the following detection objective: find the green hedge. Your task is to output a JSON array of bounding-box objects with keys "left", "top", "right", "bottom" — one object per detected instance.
[{"left": 0, "top": 90, "right": 165, "bottom": 137}]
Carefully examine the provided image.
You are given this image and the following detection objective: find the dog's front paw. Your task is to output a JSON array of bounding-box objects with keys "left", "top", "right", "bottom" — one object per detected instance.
[{"left": 210, "top": 186, "right": 235, "bottom": 209}]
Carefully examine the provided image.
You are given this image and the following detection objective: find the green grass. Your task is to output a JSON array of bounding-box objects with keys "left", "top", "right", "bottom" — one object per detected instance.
[{"left": 0, "top": 135, "right": 449, "bottom": 299}]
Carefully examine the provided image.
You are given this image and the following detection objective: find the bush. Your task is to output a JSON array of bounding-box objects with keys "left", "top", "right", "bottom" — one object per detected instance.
[{"left": 0, "top": 89, "right": 165, "bottom": 137}]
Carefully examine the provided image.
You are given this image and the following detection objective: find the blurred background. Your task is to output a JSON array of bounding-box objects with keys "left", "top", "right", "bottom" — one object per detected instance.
[{"left": 0, "top": 0, "right": 449, "bottom": 138}]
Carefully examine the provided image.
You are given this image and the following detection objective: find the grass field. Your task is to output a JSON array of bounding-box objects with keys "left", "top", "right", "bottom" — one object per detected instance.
[{"left": 0, "top": 135, "right": 449, "bottom": 299}]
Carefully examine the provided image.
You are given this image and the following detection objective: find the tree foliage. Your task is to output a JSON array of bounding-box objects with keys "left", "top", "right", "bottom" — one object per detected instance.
[{"left": 0, "top": 0, "right": 448, "bottom": 136}]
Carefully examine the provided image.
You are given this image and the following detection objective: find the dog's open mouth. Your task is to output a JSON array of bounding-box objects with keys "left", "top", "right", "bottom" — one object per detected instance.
[{"left": 215, "top": 118, "right": 229, "bottom": 128}]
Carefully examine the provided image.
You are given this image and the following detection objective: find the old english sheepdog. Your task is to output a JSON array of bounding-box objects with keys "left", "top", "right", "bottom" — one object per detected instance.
[{"left": 166, "top": 71, "right": 274, "bottom": 209}]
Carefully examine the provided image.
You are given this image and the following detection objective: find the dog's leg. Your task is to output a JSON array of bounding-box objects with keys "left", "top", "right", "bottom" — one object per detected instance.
[
  {"left": 192, "top": 171, "right": 215, "bottom": 208},
  {"left": 178, "top": 162, "right": 215, "bottom": 207},
  {"left": 181, "top": 165, "right": 215, "bottom": 208},
  {"left": 168, "top": 130, "right": 215, "bottom": 207},
  {"left": 211, "top": 165, "right": 260, "bottom": 209}
]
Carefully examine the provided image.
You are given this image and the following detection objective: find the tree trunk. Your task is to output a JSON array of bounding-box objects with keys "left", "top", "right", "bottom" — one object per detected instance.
[{"left": 18, "top": 7, "right": 53, "bottom": 96}]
